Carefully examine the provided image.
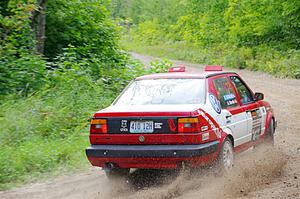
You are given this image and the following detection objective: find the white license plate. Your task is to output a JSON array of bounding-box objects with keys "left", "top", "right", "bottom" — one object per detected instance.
[{"left": 129, "top": 121, "right": 154, "bottom": 133}]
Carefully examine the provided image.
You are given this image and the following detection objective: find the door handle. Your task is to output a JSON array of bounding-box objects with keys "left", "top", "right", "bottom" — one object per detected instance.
[
  {"left": 226, "top": 115, "right": 232, "bottom": 119},
  {"left": 225, "top": 114, "right": 232, "bottom": 123}
]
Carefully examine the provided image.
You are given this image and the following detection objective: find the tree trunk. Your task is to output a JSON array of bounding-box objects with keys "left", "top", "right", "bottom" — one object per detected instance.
[{"left": 32, "top": 0, "right": 47, "bottom": 54}]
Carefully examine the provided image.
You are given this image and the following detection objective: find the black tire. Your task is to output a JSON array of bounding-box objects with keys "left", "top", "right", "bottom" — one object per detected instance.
[
  {"left": 264, "top": 119, "right": 275, "bottom": 146},
  {"left": 217, "top": 137, "right": 234, "bottom": 171},
  {"left": 104, "top": 168, "right": 130, "bottom": 180}
]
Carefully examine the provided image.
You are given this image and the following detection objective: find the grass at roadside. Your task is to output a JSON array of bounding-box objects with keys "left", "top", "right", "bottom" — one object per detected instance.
[
  {"left": 0, "top": 76, "right": 114, "bottom": 190},
  {"left": 0, "top": 136, "right": 89, "bottom": 190},
  {"left": 121, "top": 37, "right": 300, "bottom": 79},
  {"left": 0, "top": 56, "right": 168, "bottom": 190}
]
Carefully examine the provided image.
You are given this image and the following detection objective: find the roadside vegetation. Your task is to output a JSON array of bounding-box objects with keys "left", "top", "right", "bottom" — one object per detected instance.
[
  {"left": 113, "top": 0, "right": 300, "bottom": 78},
  {"left": 1, "top": 0, "right": 299, "bottom": 190},
  {"left": 0, "top": 0, "right": 166, "bottom": 189}
]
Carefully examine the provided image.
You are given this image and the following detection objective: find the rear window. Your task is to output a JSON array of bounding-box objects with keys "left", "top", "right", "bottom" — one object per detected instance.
[{"left": 114, "top": 79, "right": 205, "bottom": 105}]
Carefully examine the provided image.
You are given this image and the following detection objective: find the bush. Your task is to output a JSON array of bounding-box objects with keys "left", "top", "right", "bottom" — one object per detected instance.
[
  {"left": 0, "top": 69, "right": 111, "bottom": 188},
  {"left": 0, "top": 47, "right": 168, "bottom": 189},
  {"left": 132, "top": 20, "right": 165, "bottom": 45},
  {"left": 0, "top": 1, "right": 46, "bottom": 97}
]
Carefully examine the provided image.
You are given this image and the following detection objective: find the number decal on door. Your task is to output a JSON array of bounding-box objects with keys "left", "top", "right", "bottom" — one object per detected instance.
[{"left": 249, "top": 109, "right": 262, "bottom": 141}]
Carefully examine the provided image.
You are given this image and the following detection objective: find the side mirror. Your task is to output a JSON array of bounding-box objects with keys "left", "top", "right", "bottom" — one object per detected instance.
[{"left": 254, "top": 92, "right": 264, "bottom": 101}]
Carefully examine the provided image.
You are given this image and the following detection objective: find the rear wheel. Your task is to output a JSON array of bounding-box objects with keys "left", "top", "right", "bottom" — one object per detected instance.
[{"left": 217, "top": 137, "right": 234, "bottom": 171}]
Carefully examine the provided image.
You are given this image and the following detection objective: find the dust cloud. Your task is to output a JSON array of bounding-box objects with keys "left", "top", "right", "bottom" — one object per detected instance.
[{"left": 102, "top": 146, "right": 287, "bottom": 199}]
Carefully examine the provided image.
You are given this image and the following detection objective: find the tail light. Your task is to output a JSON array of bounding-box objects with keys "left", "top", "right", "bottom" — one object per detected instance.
[
  {"left": 178, "top": 117, "right": 201, "bottom": 133},
  {"left": 90, "top": 119, "right": 107, "bottom": 134}
]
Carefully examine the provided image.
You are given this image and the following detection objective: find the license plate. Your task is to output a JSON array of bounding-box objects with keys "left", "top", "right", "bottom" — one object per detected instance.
[{"left": 129, "top": 121, "right": 154, "bottom": 133}]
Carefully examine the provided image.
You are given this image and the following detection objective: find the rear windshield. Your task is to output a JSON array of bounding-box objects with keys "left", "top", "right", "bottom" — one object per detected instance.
[{"left": 114, "top": 78, "right": 206, "bottom": 105}]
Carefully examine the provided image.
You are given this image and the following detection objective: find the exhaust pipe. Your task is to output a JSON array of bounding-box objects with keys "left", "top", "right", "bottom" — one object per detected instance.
[{"left": 106, "top": 162, "right": 115, "bottom": 169}]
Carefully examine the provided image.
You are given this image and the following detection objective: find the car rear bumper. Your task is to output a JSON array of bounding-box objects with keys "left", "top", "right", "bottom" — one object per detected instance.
[{"left": 86, "top": 140, "right": 220, "bottom": 169}]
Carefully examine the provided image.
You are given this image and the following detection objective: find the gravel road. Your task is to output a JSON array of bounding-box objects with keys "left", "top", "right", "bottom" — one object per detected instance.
[{"left": 1, "top": 53, "right": 299, "bottom": 199}]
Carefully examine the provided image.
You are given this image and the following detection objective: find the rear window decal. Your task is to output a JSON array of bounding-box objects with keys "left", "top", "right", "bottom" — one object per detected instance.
[
  {"left": 226, "top": 99, "right": 238, "bottom": 106},
  {"left": 223, "top": 93, "right": 236, "bottom": 101}
]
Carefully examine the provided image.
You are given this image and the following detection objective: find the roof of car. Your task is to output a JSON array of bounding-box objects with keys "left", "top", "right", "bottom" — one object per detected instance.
[{"left": 136, "top": 71, "right": 238, "bottom": 80}]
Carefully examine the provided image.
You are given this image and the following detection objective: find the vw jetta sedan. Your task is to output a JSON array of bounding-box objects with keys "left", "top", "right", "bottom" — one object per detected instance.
[{"left": 86, "top": 66, "right": 276, "bottom": 178}]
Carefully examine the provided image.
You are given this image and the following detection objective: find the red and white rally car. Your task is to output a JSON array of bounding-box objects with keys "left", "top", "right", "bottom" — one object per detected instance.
[{"left": 86, "top": 66, "right": 276, "bottom": 178}]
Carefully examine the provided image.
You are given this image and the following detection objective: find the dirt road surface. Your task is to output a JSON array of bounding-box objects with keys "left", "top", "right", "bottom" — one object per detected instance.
[{"left": 1, "top": 53, "right": 299, "bottom": 199}]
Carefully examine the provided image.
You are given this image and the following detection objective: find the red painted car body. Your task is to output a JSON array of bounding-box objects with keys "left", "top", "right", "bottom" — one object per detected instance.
[{"left": 86, "top": 66, "right": 276, "bottom": 170}]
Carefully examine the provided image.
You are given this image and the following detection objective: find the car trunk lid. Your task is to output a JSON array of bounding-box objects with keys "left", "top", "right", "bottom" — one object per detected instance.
[{"left": 93, "top": 104, "right": 202, "bottom": 134}]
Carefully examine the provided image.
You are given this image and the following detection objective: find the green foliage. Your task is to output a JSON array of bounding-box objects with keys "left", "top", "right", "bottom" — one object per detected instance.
[
  {"left": 111, "top": 0, "right": 185, "bottom": 24},
  {"left": 45, "top": 0, "right": 117, "bottom": 60},
  {"left": 149, "top": 59, "right": 173, "bottom": 73},
  {"left": 225, "top": 0, "right": 300, "bottom": 48},
  {"left": 0, "top": 28, "right": 168, "bottom": 188},
  {"left": 0, "top": 0, "right": 169, "bottom": 189},
  {"left": 122, "top": 40, "right": 300, "bottom": 78},
  {"left": 4, "top": 0, "right": 299, "bottom": 190},
  {"left": 116, "top": 0, "right": 300, "bottom": 78},
  {"left": 0, "top": 1, "right": 46, "bottom": 96},
  {"left": 0, "top": 70, "right": 111, "bottom": 188},
  {"left": 132, "top": 20, "right": 164, "bottom": 45},
  {"left": 0, "top": 49, "right": 167, "bottom": 188}
]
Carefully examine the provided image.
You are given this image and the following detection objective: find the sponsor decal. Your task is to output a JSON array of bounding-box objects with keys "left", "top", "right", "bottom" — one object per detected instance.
[
  {"left": 249, "top": 109, "right": 262, "bottom": 141},
  {"left": 120, "top": 120, "right": 128, "bottom": 132},
  {"left": 223, "top": 93, "right": 235, "bottom": 101},
  {"left": 223, "top": 93, "right": 238, "bottom": 106},
  {"left": 154, "top": 122, "right": 163, "bottom": 129},
  {"left": 202, "top": 133, "right": 210, "bottom": 141},
  {"left": 201, "top": 125, "right": 208, "bottom": 131},
  {"left": 168, "top": 118, "right": 176, "bottom": 132},
  {"left": 226, "top": 99, "right": 237, "bottom": 106},
  {"left": 198, "top": 110, "right": 221, "bottom": 138},
  {"left": 209, "top": 93, "right": 221, "bottom": 114}
]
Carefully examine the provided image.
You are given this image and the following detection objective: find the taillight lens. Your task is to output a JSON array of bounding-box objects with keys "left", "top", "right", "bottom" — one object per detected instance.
[
  {"left": 178, "top": 117, "right": 201, "bottom": 133},
  {"left": 90, "top": 119, "right": 107, "bottom": 134}
]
